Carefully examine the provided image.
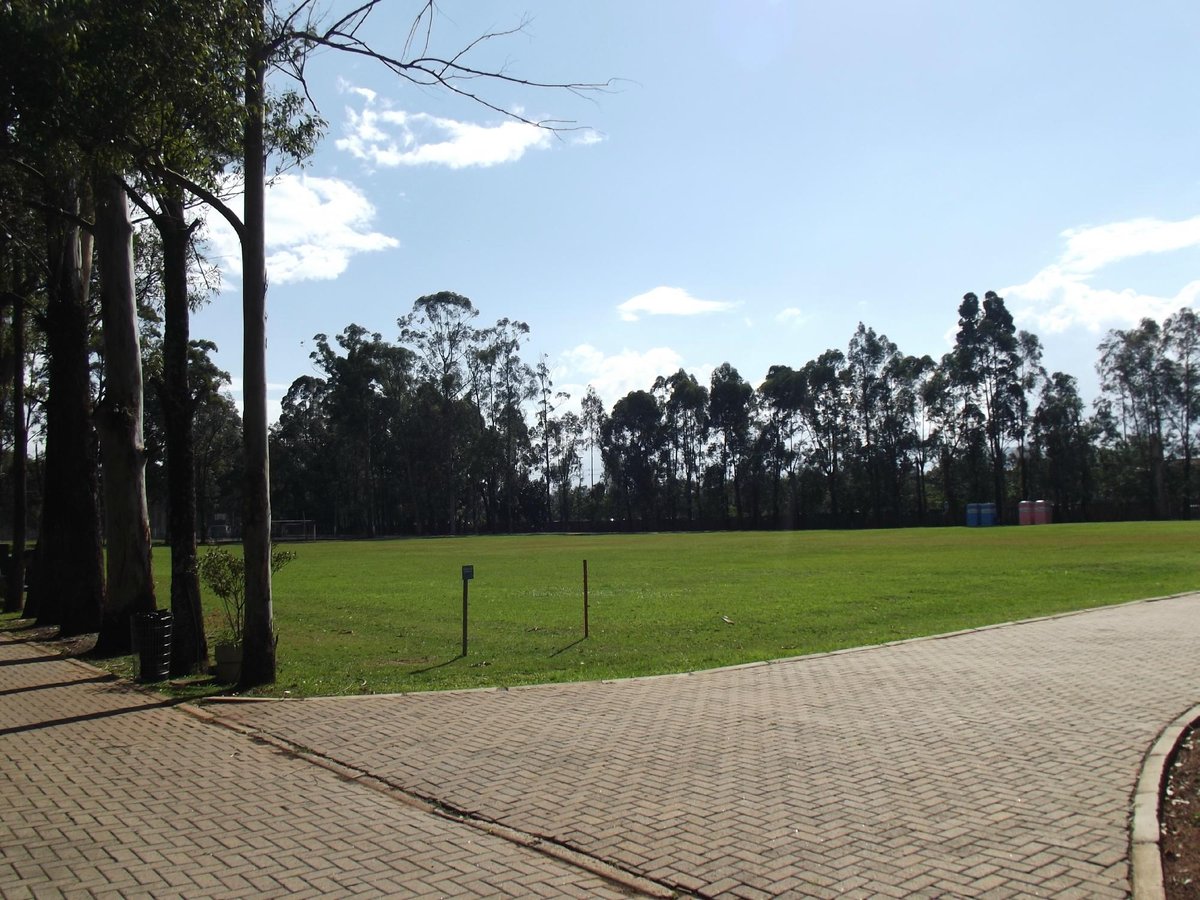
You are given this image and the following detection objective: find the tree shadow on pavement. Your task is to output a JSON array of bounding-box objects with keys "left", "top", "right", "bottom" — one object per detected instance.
[
  {"left": 0, "top": 653, "right": 77, "bottom": 667},
  {"left": 0, "top": 674, "right": 116, "bottom": 697},
  {"left": 0, "top": 696, "right": 187, "bottom": 737}
]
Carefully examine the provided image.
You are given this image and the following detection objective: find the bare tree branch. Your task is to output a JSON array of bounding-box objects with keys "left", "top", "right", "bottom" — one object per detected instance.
[
  {"left": 265, "top": 3, "right": 613, "bottom": 137},
  {"left": 403, "top": 1, "right": 437, "bottom": 60}
]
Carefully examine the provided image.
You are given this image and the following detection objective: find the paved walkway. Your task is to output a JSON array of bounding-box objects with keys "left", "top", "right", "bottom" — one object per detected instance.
[
  {"left": 3, "top": 593, "right": 1200, "bottom": 897},
  {"left": 0, "top": 637, "right": 641, "bottom": 897}
]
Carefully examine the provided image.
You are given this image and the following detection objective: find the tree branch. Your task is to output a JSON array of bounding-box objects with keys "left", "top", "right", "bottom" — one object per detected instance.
[
  {"left": 141, "top": 162, "right": 245, "bottom": 242},
  {"left": 270, "top": 4, "right": 613, "bottom": 137}
]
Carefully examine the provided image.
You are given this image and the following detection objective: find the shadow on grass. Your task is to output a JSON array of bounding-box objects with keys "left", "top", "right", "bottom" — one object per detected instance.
[
  {"left": 549, "top": 637, "right": 587, "bottom": 658},
  {"left": 408, "top": 654, "right": 464, "bottom": 676}
]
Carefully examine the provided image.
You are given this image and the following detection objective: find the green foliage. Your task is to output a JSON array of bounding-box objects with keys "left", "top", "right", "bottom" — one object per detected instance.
[
  {"left": 196, "top": 545, "right": 297, "bottom": 643},
  {"left": 163, "top": 523, "right": 1199, "bottom": 698}
]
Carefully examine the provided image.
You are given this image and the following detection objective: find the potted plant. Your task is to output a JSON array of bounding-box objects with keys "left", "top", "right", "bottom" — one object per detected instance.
[{"left": 197, "top": 545, "right": 296, "bottom": 683}]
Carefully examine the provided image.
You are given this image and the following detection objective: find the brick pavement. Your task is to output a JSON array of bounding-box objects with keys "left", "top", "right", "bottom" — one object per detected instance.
[
  {"left": 214, "top": 592, "right": 1200, "bottom": 898},
  {"left": 0, "top": 634, "right": 650, "bottom": 898}
]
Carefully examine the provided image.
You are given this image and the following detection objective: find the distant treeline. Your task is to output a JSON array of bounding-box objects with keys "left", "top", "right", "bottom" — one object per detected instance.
[{"left": 265, "top": 291, "right": 1200, "bottom": 535}]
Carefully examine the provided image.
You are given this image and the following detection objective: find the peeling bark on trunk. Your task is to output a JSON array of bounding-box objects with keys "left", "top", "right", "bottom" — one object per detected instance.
[
  {"left": 159, "top": 191, "right": 207, "bottom": 674},
  {"left": 94, "top": 173, "right": 155, "bottom": 654},
  {"left": 32, "top": 175, "right": 104, "bottom": 635}
]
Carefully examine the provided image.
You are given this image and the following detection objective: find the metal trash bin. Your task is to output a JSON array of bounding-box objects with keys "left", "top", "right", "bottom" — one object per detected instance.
[{"left": 132, "top": 610, "right": 173, "bottom": 683}]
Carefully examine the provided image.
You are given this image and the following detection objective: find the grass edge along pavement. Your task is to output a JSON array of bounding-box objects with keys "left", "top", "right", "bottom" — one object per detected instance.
[{"left": 7, "top": 520, "right": 1198, "bottom": 699}]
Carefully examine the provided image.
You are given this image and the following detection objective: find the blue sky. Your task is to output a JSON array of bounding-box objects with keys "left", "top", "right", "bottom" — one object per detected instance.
[{"left": 194, "top": 0, "right": 1200, "bottom": 421}]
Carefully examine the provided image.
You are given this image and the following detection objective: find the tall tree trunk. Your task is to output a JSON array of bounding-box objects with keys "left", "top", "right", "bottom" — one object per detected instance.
[
  {"left": 32, "top": 175, "right": 104, "bottom": 635},
  {"left": 159, "top": 191, "right": 208, "bottom": 674},
  {"left": 993, "top": 456, "right": 1006, "bottom": 523},
  {"left": 1150, "top": 433, "right": 1167, "bottom": 519},
  {"left": 5, "top": 284, "right": 26, "bottom": 614},
  {"left": 240, "top": 29, "right": 275, "bottom": 687},
  {"left": 94, "top": 173, "right": 155, "bottom": 654}
]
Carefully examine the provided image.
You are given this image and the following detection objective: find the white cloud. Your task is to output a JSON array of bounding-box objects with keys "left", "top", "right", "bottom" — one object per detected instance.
[
  {"left": 336, "top": 89, "right": 553, "bottom": 169},
  {"left": 571, "top": 129, "right": 605, "bottom": 147},
  {"left": 224, "top": 378, "right": 290, "bottom": 426},
  {"left": 1004, "top": 215, "right": 1200, "bottom": 333},
  {"left": 616, "top": 286, "right": 737, "bottom": 322},
  {"left": 775, "top": 306, "right": 808, "bottom": 327},
  {"left": 204, "top": 174, "right": 398, "bottom": 285},
  {"left": 1057, "top": 217, "right": 1200, "bottom": 275},
  {"left": 557, "top": 343, "right": 711, "bottom": 413}
]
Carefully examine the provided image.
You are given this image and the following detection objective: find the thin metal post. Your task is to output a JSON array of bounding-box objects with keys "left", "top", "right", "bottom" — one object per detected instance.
[{"left": 462, "top": 578, "right": 469, "bottom": 656}]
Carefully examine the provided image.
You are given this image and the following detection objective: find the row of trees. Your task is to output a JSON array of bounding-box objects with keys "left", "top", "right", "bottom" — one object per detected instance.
[
  {"left": 268, "top": 292, "right": 1200, "bottom": 535},
  {"left": 1, "top": 0, "right": 602, "bottom": 686}
]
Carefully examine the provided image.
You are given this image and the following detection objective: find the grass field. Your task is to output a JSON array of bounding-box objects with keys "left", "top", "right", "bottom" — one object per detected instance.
[{"left": 133, "top": 520, "right": 1200, "bottom": 698}]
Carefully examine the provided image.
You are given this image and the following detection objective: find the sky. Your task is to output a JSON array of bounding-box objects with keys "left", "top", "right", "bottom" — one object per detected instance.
[{"left": 193, "top": 0, "right": 1200, "bottom": 423}]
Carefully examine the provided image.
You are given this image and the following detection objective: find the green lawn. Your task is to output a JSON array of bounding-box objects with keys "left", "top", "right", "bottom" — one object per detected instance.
[{"left": 153, "top": 521, "right": 1199, "bottom": 697}]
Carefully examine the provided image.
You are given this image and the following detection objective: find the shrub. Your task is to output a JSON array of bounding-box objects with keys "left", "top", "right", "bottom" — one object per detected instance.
[{"left": 196, "top": 546, "right": 297, "bottom": 643}]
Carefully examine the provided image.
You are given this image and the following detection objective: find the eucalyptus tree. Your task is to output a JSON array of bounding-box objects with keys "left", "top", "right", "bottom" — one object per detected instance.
[
  {"left": 881, "top": 353, "right": 935, "bottom": 522},
  {"left": 1, "top": 0, "right": 251, "bottom": 650},
  {"left": 92, "top": 174, "right": 158, "bottom": 653},
  {"left": 1164, "top": 308, "right": 1199, "bottom": 517},
  {"left": 547, "top": 410, "right": 583, "bottom": 523},
  {"left": 580, "top": 385, "right": 607, "bottom": 521},
  {"left": 471, "top": 318, "right": 534, "bottom": 531},
  {"left": 1097, "top": 318, "right": 1174, "bottom": 517},
  {"left": 1012, "top": 330, "right": 1046, "bottom": 502},
  {"left": 76, "top": 0, "right": 249, "bottom": 666},
  {"left": 1032, "top": 372, "right": 1093, "bottom": 519},
  {"left": 193, "top": 389, "right": 244, "bottom": 540},
  {"left": 309, "top": 326, "right": 386, "bottom": 536},
  {"left": 602, "top": 390, "right": 664, "bottom": 526},
  {"left": 708, "top": 363, "right": 754, "bottom": 525},
  {"left": 920, "top": 360, "right": 962, "bottom": 520},
  {"left": 2, "top": 1, "right": 105, "bottom": 634},
  {"left": 533, "top": 356, "right": 569, "bottom": 525},
  {"left": 659, "top": 369, "right": 708, "bottom": 522},
  {"left": 845, "top": 323, "right": 899, "bottom": 523},
  {"left": 758, "top": 364, "right": 806, "bottom": 526},
  {"left": 139, "top": 2, "right": 606, "bottom": 682},
  {"left": 0, "top": 185, "right": 40, "bottom": 614},
  {"left": 398, "top": 291, "right": 481, "bottom": 534},
  {"left": 951, "top": 291, "right": 1023, "bottom": 515},
  {"left": 86, "top": 1, "right": 247, "bottom": 657},
  {"left": 799, "top": 350, "right": 849, "bottom": 522},
  {"left": 581, "top": 385, "right": 607, "bottom": 485},
  {"left": 271, "top": 375, "right": 334, "bottom": 530}
]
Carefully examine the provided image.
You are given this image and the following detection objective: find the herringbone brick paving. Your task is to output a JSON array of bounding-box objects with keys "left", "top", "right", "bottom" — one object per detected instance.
[
  {"left": 0, "top": 637, "right": 644, "bottom": 898},
  {"left": 216, "top": 592, "right": 1200, "bottom": 898}
]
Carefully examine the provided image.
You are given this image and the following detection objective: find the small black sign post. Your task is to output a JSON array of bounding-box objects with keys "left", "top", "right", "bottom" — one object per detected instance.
[{"left": 461, "top": 565, "right": 474, "bottom": 656}]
